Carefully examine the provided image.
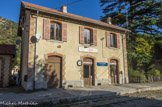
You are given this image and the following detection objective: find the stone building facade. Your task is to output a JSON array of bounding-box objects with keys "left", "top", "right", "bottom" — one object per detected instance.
[{"left": 18, "top": 1, "right": 129, "bottom": 90}]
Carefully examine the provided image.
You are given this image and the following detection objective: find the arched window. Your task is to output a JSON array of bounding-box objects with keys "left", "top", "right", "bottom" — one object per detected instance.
[
  {"left": 84, "top": 29, "right": 92, "bottom": 44},
  {"left": 50, "top": 22, "right": 61, "bottom": 40},
  {"left": 110, "top": 33, "right": 117, "bottom": 48}
]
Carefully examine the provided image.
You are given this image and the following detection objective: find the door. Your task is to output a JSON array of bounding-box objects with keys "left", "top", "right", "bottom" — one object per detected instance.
[
  {"left": 110, "top": 60, "right": 118, "bottom": 84},
  {"left": 0, "top": 59, "right": 2, "bottom": 87},
  {"left": 46, "top": 56, "right": 62, "bottom": 88},
  {"left": 83, "top": 58, "right": 94, "bottom": 86}
]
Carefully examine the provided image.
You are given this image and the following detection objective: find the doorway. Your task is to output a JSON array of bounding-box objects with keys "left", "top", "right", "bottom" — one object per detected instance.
[
  {"left": 83, "top": 58, "right": 94, "bottom": 86},
  {"left": 110, "top": 59, "right": 119, "bottom": 84},
  {"left": 46, "top": 56, "right": 62, "bottom": 88},
  {"left": 0, "top": 59, "right": 2, "bottom": 87}
]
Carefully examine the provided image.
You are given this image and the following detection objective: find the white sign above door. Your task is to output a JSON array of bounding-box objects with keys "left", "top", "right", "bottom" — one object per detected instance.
[{"left": 79, "top": 47, "right": 98, "bottom": 53}]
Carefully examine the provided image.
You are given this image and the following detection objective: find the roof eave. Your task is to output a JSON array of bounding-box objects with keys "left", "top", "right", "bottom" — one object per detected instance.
[{"left": 24, "top": 5, "right": 130, "bottom": 33}]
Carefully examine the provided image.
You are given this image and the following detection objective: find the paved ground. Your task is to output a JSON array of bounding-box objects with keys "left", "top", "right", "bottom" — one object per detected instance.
[{"left": 0, "top": 82, "right": 162, "bottom": 105}]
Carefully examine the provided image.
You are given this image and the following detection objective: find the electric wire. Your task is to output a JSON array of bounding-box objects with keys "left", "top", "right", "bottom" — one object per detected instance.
[{"left": 54, "top": 0, "right": 84, "bottom": 9}]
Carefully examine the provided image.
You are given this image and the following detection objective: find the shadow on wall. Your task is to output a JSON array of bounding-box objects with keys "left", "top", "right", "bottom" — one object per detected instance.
[
  {"left": 45, "top": 65, "right": 59, "bottom": 88},
  {"left": 31, "top": 56, "right": 59, "bottom": 88},
  {"left": 35, "top": 57, "right": 47, "bottom": 82}
]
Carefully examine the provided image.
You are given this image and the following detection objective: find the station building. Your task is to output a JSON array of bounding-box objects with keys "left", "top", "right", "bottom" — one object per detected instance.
[{"left": 18, "top": 1, "right": 129, "bottom": 90}]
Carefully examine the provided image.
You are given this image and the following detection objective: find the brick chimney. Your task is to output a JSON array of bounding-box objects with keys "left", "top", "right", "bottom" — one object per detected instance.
[
  {"left": 61, "top": 5, "right": 67, "bottom": 13},
  {"left": 106, "top": 17, "right": 112, "bottom": 24}
]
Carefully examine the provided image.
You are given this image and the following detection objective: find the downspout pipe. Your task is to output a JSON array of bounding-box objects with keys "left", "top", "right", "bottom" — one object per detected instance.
[
  {"left": 33, "top": 10, "right": 39, "bottom": 90},
  {"left": 122, "top": 34, "right": 126, "bottom": 84}
]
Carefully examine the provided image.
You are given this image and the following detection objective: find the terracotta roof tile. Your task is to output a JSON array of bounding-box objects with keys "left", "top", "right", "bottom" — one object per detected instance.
[{"left": 21, "top": 1, "right": 129, "bottom": 32}]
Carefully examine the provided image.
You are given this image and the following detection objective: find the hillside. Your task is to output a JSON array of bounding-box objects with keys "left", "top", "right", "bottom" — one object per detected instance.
[
  {"left": 0, "top": 17, "right": 19, "bottom": 44},
  {"left": 0, "top": 16, "right": 21, "bottom": 66}
]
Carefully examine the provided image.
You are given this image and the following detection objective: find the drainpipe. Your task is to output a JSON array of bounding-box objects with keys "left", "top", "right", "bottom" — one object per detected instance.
[
  {"left": 122, "top": 34, "right": 126, "bottom": 84},
  {"left": 33, "top": 10, "right": 39, "bottom": 90}
]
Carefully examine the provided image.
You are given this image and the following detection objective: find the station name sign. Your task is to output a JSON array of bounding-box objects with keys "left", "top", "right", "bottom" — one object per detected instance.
[
  {"left": 97, "top": 62, "right": 108, "bottom": 66},
  {"left": 79, "top": 47, "right": 98, "bottom": 53}
]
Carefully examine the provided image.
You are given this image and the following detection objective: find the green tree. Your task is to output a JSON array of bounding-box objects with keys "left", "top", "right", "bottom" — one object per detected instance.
[
  {"left": 100, "top": 0, "right": 162, "bottom": 71},
  {"left": 100, "top": 0, "right": 161, "bottom": 34},
  {"left": 135, "top": 34, "right": 155, "bottom": 69}
]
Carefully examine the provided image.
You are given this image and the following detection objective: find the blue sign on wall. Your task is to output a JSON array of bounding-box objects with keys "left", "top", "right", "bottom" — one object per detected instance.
[{"left": 97, "top": 62, "right": 108, "bottom": 66}]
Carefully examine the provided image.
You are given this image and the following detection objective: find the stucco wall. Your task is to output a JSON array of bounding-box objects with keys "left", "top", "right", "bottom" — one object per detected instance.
[{"left": 24, "top": 15, "right": 128, "bottom": 90}]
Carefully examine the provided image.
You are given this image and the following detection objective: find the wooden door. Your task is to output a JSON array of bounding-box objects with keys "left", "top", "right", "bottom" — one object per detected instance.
[
  {"left": 0, "top": 59, "right": 2, "bottom": 87},
  {"left": 110, "top": 60, "right": 118, "bottom": 84},
  {"left": 110, "top": 65, "right": 117, "bottom": 84},
  {"left": 84, "top": 65, "right": 93, "bottom": 86},
  {"left": 46, "top": 56, "right": 61, "bottom": 88},
  {"left": 83, "top": 58, "right": 94, "bottom": 86}
]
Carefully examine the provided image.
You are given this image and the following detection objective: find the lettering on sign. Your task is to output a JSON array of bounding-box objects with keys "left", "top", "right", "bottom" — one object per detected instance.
[{"left": 79, "top": 47, "right": 98, "bottom": 53}]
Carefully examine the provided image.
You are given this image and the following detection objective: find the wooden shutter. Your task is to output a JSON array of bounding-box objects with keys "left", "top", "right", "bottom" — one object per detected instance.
[
  {"left": 93, "top": 29, "right": 97, "bottom": 46},
  {"left": 79, "top": 26, "right": 84, "bottom": 44},
  {"left": 43, "top": 19, "right": 50, "bottom": 40},
  {"left": 117, "top": 33, "right": 120, "bottom": 48},
  {"left": 106, "top": 31, "right": 110, "bottom": 47},
  {"left": 62, "top": 23, "right": 67, "bottom": 42}
]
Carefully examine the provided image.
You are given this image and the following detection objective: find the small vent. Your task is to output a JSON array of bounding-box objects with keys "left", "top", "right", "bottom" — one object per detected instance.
[
  {"left": 68, "top": 85, "right": 73, "bottom": 87},
  {"left": 97, "top": 83, "right": 102, "bottom": 86}
]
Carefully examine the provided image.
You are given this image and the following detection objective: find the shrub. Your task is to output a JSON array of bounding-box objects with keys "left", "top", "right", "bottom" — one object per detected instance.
[
  {"left": 128, "top": 68, "right": 146, "bottom": 83},
  {"left": 148, "top": 68, "right": 160, "bottom": 76}
]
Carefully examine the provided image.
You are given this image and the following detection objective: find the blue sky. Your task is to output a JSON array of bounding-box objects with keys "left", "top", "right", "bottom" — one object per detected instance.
[{"left": 0, "top": 0, "right": 104, "bottom": 23}]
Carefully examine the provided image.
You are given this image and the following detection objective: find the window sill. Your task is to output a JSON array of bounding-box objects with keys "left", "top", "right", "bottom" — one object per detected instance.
[
  {"left": 109, "top": 47, "right": 119, "bottom": 50},
  {"left": 47, "top": 40, "right": 64, "bottom": 43},
  {"left": 82, "top": 44, "right": 96, "bottom": 47}
]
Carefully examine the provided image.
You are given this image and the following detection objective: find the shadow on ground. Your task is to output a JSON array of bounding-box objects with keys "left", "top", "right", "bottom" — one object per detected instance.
[
  {"left": 0, "top": 86, "right": 47, "bottom": 94},
  {"left": 1, "top": 87, "right": 162, "bottom": 107},
  {"left": 35, "top": 89, "right": 162, "bottom": 107}
]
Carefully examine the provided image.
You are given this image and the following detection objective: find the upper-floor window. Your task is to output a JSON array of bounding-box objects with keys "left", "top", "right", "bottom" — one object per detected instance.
[
  {"left": 84, "top": 29, "right": 92, "bottom": 44},
  {"left": 106, "top": 32, "right": 120, "bottom": 49},
  {"left": 110, "top": 33, "right": 117, "bottom": 48},
  {"left": 43, "top": 19, "right": 67, "bottom": 42},
  {"left": 50, "top": 23, "right": 61, "bottom": 40}
]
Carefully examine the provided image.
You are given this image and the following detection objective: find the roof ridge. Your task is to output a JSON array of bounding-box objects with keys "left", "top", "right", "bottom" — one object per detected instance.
[{"left": 21, "top": 1, "right": 129, "bottom": 32}]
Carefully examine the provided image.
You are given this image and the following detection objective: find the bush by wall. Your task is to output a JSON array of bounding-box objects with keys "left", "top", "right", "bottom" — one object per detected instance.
[
  {"left": 148, "top": 68, "right": 160, "bottom": 76},
  {"left": 129, "top": 68, "right": 146, "bottom": 83}
]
